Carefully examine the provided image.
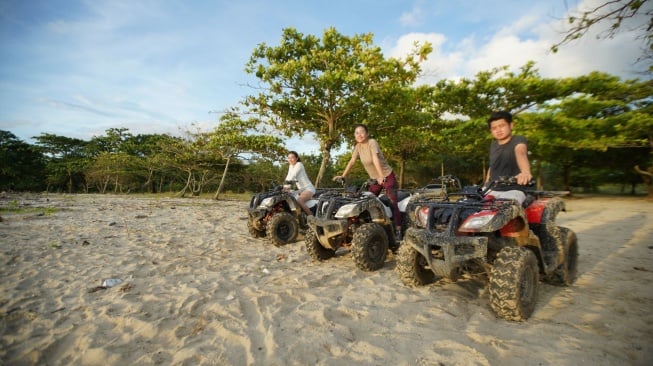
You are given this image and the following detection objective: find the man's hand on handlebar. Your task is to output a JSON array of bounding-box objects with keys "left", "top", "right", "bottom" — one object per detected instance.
[{"left": 515, "top": 172, "right": 533, "bottom": 186}]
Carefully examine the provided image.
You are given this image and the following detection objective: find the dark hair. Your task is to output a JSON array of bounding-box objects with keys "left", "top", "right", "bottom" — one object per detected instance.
[
  {"left": 288, "top": 150, "right": 301, "bottom": 162},
  {"left": 487, "top": 111, "right": 513, "bottom": 128},
  {"left": 354, "top": 123, "right": 368, "bottom": 133}
]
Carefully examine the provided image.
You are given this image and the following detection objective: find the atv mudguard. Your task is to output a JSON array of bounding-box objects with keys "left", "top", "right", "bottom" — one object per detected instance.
[
  {"left": 525, "top": 196, "right": 565, "bottom": 224},
  {"left": 526, "top": 196, "right": 567, "bottom": 272},
  {"left": 458, "top": 201, "right": 528, "bottom": 234}
]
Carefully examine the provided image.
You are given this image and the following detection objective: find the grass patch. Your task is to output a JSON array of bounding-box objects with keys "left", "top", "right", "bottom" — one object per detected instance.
[{"left": 0, "top": 200, "right": 58, "bottom": 215}]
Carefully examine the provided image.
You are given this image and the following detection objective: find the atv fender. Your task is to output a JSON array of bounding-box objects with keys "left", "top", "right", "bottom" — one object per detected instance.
[
  {"left": 525, "top": 197, "right": 565, "bottom": 224},
  {"left": 527, "top": 197, "right": 566, "bottom": 271},
  {"left": 458, "top": 203, "right": 528, "bottom": 234}
]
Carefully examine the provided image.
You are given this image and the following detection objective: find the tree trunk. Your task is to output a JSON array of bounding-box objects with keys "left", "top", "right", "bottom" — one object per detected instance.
[
  {"left": 142, "top": 169, "right": 154, "bottom": 193},
  {"left": 534, "top": 160, "right": 542, "bottom": 190},
  {"left": 213, "top": 156, "right": 231, "bottom": 200},
  {"left": 634, "top": 165, "right": 653, "bottom": 199},
  {"left": 176, "top": 169, "right": 193, "bottom": 197},
  {"left": 315, "top": 147, "right": 332, "bottom": 188},
  {"left": 398, "top": 159, "right": 406, "bottom": 189},
  {"left": 563, "top": 164, "right": 571, "bottom": 192},
  {"left": 67, "top": 168, "right": 73, "bottom": 194}
]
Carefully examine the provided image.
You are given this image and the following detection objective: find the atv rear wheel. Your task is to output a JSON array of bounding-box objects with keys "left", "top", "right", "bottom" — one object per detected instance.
[
  {"left": 305, "top": 227, "right": 335, "bottom": 261},
  {"left": 247, "top": 220, "right": 265, "bottom": 238},
  {"left": 266, "top": 212, "right": 299, "bottom": 246},
  {"left": 489, "top": 246, "right": 539, "bottom": 321},
  {"left": 549, "top": 227, "right": 579, "bottom": 286},
  {"left": 396, "top": 243, "right": 436, "bottom": 286},
  {"left": 351, "top": 223, "right": 389, "bottom": 271}
]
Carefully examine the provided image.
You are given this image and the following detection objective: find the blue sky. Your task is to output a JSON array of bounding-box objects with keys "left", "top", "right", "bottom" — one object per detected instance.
[{"left": 0, "top": 0, "right": 648, "bottom": 155}]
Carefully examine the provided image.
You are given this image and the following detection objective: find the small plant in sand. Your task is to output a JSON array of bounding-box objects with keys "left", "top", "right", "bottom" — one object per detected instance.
[{"left": 0, "top": 201, "right": 58, "bottom": 216}]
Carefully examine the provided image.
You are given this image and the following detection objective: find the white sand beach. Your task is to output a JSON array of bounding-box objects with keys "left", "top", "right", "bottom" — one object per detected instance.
[{"left": 1, "top": 193, "right": 651, "bottom": 365}]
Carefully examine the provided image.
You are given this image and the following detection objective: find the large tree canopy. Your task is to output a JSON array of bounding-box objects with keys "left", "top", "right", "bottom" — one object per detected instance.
[
  {"left": 207, "top": 111, "right": 285, "bottom": 199},
  {"left": 244, "top": 27, "right": 432, "bottom": 186}
]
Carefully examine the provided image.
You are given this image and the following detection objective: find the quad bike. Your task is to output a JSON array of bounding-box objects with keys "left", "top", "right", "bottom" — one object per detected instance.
[
  {"left": 247, "top": 180, "right": 328, "bottom": 246},
  {"left": 304, "top": 178, "right": 411, "bottom": 271},
  {"left": 396, "top": 176, "right": 579, "bottom": 321}
]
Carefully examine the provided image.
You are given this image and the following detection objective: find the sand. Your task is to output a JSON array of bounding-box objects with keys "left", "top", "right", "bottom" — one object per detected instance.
[{"left": 0, "top": 193, "right": 651, "bottom": 366}]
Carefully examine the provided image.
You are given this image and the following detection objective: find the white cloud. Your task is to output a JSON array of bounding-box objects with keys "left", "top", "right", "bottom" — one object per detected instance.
[
  {"left": 1, "top": 0, "right": 649, "bottom": 153},
  {"left": 389, "top": 0, "right": 647, "bottom": 83},
  {"left": 399, "top": 2, "right": 425, "bottom": 28}
]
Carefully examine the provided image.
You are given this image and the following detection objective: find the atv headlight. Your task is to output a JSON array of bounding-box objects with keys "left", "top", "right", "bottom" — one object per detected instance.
[
  {"left": 459, "top": 213, "right": 493, "bottom": 231},
  {"left": 334, "top": 203, "right": 361, "bottom": 218},
  {"left": 414, "top": 206, "right": 429, "bottom": 228},
  {"left": 258, "top": 196, "right": 276, "bottom": 209}
]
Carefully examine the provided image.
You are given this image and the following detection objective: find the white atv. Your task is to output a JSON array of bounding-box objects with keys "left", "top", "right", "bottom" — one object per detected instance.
[
  {"left": 304, "top": 178, "right": 410, "bottom": 271},
  {"left": 247, "top": 180, "right": 325, "bottom": 246}
]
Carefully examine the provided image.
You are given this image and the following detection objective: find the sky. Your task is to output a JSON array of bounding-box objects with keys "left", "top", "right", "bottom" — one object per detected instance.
[{"left": 0, "top": 0, "right": 649, "bottom": 155}]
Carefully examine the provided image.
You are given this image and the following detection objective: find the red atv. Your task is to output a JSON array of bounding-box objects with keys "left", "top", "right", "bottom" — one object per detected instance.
[{"left": 396, "top": 176, "right": 579, "bottom": 321}]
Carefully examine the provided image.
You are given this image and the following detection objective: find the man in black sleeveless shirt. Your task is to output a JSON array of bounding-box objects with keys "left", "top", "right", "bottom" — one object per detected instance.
[{"left": 484, "top": 111, "right": 533, "bottom": 203}]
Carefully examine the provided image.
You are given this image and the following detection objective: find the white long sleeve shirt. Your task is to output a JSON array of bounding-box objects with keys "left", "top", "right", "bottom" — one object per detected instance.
[{"left": 285, "top": 162, "right": 316, "bottom": 194}]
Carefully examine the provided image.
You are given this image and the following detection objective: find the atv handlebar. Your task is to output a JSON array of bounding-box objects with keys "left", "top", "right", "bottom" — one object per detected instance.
[
  {"left": 332, "top": 177, "right": 381, "bottom": 196},
  {"left": 437, "top": 175, "right": 462, "bottom": 190},
  {"left": 480, "top": 176, "right": 536, "bottom": 196}
]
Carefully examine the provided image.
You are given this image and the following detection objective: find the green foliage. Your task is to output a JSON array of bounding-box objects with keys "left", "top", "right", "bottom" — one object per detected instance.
[
  {"left": 1, "top": 27, "right": 651, "bottom": 196},
  {"left": 244, "top": 27, "right": 432, "bottom": 186},
  {"left": 0, "top": 130, "right": 46, "bottom": 191}
]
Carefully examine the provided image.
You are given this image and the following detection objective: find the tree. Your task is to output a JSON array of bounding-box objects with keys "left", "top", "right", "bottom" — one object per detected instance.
[
  {"left": 0, "top": 130, "right": 46, "bottom": 191},
  {"left": 428, "top": 63, "right": 571, "bottom": 184},
  {"left": 207, "top": 111, "right": 285, "bottom": 199},
  {"left": 85, "top": 129, "right": 148, "bottom": 193},
  {"left": 552, "top": 0, "right": 653, "bottom": 72},
  {"left": 131, "top": 133, "right": 180, "bottom": 193},
  {"left": 33, "top": 133, "right": 89, "bottom": 193},
  {"left": 85, "top": 151, "right": 144, "bottom": 193},
  {"left": 244, "top": 27, "right": 432, "bottom": 187},
  {"left": 368, "top": 85, "right": 441, "bottom": 188},
  {"left": 242, "top": 158, "right": 285, "bottom": 192}
]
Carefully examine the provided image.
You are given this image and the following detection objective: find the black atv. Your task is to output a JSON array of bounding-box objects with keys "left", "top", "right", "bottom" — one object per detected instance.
[
  {"left": 304, "top": 178, "right": 410, "bottom": 271},
  {"left": 247, "top": 180, "right": 327, "bottom": 246},
  {"left": 396, "top": 176, "right": 579, "bottom": 321}
]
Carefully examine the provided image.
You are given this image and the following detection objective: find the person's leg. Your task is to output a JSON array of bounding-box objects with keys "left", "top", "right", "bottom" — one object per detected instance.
[
  {"left": 383, "top": 172, "right": 402, "bottom": 229},
  {"left": 487, "top": 190, "right": 525, "bottom": 205},
  {"left": 297, "top": 190, "right": 314, "bottom": 215},
  {"left": 369, "top": 181, "right": 383, "bottom": 196}
]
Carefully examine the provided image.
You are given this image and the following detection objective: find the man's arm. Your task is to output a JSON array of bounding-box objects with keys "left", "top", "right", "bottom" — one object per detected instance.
[{"left": 514, "top": 143, "right": 532, "bottom": 185}]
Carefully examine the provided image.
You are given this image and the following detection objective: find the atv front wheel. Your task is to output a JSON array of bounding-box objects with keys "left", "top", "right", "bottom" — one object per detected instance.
[
  {"left": 396, "top": 243, "right": 436, "bottom": 286},
  {"left": 266, "top": 212, "right": 299, "bottom": 246},
  {"left": 548, "top": 227, "right": 579, "bottom": 286},
  {"left": 305, "top": 227, "right": 335, "bottom": 261},
  {"left": 489, "top": 246, "right": 539, "bottom": 321},
  {"left": 247, "top": 220, "right": 265, "bottom": 238},
  {"left": 351, "top": 223, "right": 389, "bottom": 271}
]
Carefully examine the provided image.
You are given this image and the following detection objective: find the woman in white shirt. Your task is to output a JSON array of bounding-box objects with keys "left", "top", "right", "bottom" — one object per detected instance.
[{"left": 285, "top": 151, "right": 316, "bottom": 216}]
